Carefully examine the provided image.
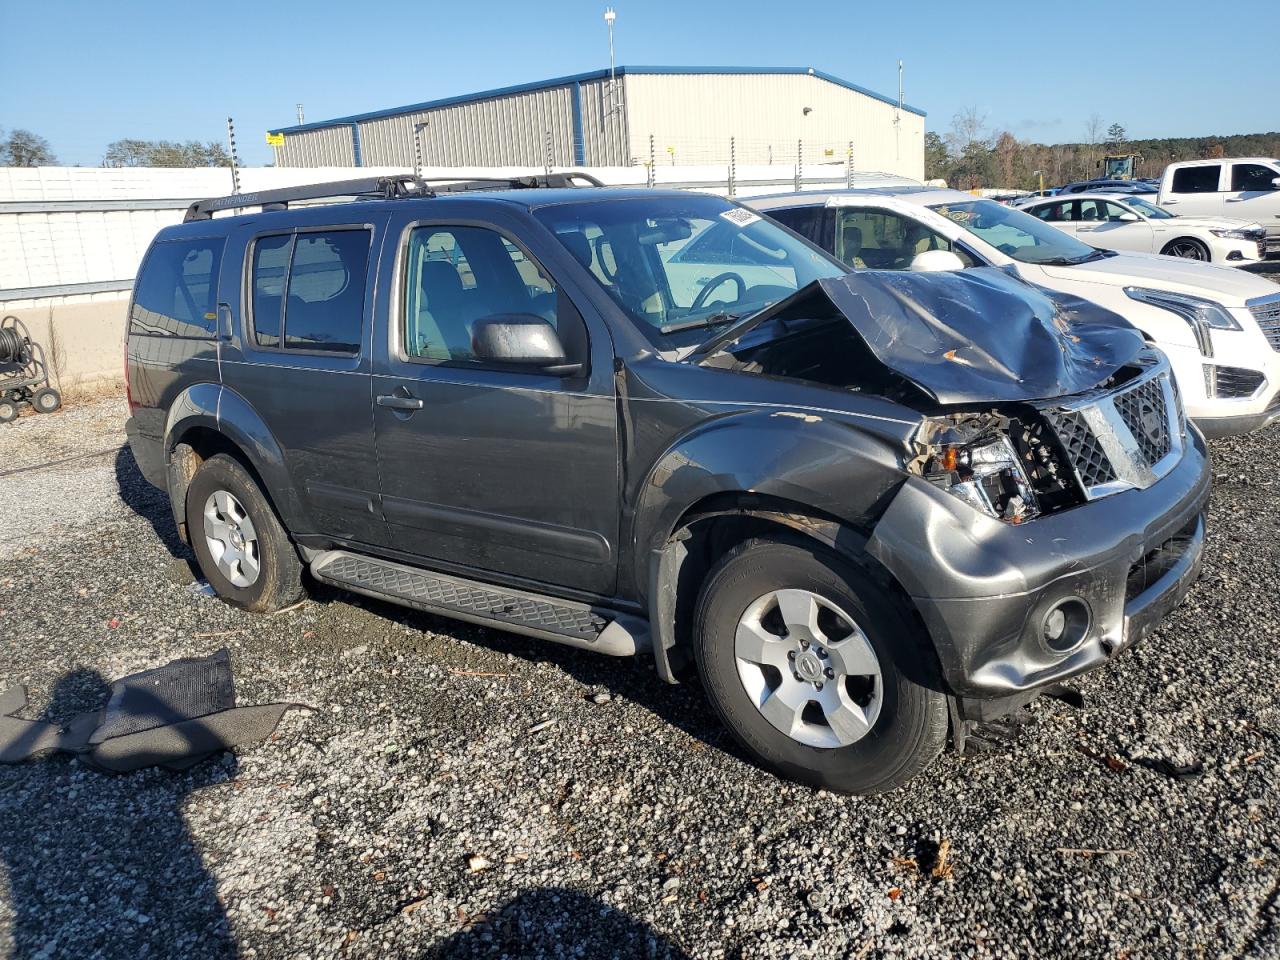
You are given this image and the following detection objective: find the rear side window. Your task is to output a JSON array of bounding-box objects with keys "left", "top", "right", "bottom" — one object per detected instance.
[
  {"left": 1171, "top": 166, "right": 1220, "bottom": 194},
  {"left": 250, "top": 229, "right": 371, "bottom": 354},
  {"left": 767, "top": 205, "right": 825, "bottom": 244},
  {"left": 131, "top": 238, "right": 225, "bottom": 336}
]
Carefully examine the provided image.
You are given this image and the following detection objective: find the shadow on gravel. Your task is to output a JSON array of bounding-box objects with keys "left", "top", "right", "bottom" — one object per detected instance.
[
  {"left": 319, "top": 585, "right": 750, "bottom": 767},
  {"left": 0, "top": 669, "right": 238, "bottom": 959},
  {"left": 114, "top": 444, "right": 193, "bottom": 562},
  {"left": 429, "top": 886, "right": 690, "bottom": 959}
]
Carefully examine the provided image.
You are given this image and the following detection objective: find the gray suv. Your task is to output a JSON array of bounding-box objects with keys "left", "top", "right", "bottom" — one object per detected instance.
[{"left": 125, "top": 175, "right": 1210, "bottom": 793}]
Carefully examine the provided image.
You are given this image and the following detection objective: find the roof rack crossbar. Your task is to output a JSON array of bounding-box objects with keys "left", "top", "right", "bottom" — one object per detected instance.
[{"left": 182, "top": 171, "right": 606, "bottom": 222}]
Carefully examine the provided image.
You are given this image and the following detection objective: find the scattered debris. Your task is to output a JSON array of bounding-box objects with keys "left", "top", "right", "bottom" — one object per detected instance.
[
  {"left": 589, "top": 691, "right": 612, "bottom": 705},
  {"left": 527, "top": 718, "right": 556, "bottom": 734},
  {"left": 1055, "top": 848, "right": 1137, "bottom": 858},
  {"left": 188, "top": 580, "right": 216, "bottom": 598},
  {"left": 466, "top": 855, "right": 491, "bottom": 873},
  {"left": 930, "top": 839, "right": 954, "bottom": 880}
]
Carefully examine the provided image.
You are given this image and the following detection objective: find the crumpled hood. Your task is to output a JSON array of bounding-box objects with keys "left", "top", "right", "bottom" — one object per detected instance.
[{"left": 699, "top": 266, "right": 1147, "bottom": 406}]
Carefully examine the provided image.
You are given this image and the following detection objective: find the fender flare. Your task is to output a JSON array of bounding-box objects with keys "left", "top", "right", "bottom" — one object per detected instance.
[
  {"left": 163, "top": 383, "right": 310, "bottom": 539},
  {"left": 632, "top": 411, "right": 912, "bottom": 682}
]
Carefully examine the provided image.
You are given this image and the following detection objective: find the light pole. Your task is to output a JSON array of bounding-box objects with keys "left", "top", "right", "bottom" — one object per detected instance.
[{"left": 604, "top": 7, "right": 618, "bottom": 113}]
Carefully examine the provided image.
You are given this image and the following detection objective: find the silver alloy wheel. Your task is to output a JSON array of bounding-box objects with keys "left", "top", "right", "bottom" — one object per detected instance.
[
  {"left": 1166, "top": 240, "right": 1207, "bottom": 259},
  {"left": 202, "top": 490, "right": 261, "bottom": 588},
  {"left": 734, "top": 588, "right": 883, "bottom": 749}
]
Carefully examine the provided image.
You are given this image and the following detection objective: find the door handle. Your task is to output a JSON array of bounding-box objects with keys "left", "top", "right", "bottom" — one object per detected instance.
[
  {"left": 377, "top": 394, "right": 424, "bottom": 410},
  {"left": 1226, "top": 198, "right": 1245, "bottom": 202}
]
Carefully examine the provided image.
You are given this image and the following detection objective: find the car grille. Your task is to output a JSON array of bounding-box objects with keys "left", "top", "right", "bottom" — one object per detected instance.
[
  {"left": 1042, "top": 367, "right": 1182, "bottom": 500},
  {"left": 1207, "top": 365, "right": 1266, "bottom": 399},
  {"left": 1250, "top": 295, "right": 1280, "bottom": 351}
]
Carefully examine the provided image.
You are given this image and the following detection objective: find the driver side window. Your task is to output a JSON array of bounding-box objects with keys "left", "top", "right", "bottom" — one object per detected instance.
[{"left": 402, "top": 225, "right": 563, "bottom": 363}]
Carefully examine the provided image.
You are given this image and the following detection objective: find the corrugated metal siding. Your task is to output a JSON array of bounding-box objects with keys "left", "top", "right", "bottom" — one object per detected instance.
[
  {"left": 356, "top": 85, "right": 580, "bottom": 168},
  {"left": 577, "top": 77, "right": 630, "bottom": 165},
  {"left": 276, "top": 126, "right": 356, "bottom": 167},
  {"left": 624, "top": 73, "right": 925, "bottom": 180}
]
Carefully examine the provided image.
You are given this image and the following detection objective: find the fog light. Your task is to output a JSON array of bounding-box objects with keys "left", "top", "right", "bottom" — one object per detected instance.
[{"left": 1041, "top": 598, "right": 1091, "bottom": 654}]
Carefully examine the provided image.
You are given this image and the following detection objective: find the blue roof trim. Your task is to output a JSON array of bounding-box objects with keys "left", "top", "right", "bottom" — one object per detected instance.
[{"left": 268, "top": 65, "right": 925, "bottom": 135}]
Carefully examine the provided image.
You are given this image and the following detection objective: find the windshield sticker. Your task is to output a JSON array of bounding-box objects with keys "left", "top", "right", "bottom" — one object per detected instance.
[{"left": 720, "top": 208, "right": 761, "bottom": 227}]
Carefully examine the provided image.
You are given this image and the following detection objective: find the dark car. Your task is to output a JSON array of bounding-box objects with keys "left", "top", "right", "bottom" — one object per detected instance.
[
  {"left": 125, "top": 176, "right": 1210, "bottom": 793},
  {"left": 1057, "top": 179, "right": 1158, "bottom": 196}
]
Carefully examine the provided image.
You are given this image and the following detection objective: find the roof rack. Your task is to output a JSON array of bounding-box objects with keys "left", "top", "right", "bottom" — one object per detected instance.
[{"left": 182, "top": 171, "right": 605, "bottom": 222}]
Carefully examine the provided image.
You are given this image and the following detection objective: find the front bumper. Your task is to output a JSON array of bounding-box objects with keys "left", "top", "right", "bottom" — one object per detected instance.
[{"left": 867, "top": 428, "right": 1210, "bottom": 700}]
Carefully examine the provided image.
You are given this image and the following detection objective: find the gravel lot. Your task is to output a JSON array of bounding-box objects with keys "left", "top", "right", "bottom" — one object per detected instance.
[{"left": 2, "top": 382, "right": 1280, "bottom": 958}]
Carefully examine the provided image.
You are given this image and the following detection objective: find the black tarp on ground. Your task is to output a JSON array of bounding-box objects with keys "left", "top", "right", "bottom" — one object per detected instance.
[{"left": 0, "top": 649, "right": 301, "bottom": 772}]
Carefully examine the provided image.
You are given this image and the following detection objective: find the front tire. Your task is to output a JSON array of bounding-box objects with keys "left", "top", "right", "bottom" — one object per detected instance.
[
  {"left": 694, "top": 537, "right": 947, "bottom": 793},
  {"left": 0, "top": 398, "right": 17, "bottom": 424},
  {"left": 186, "top": 453, "right": 304, "bottom": 612},
  {"left": 1162, "top": 237, "right": 1209, "bottom": 261}
]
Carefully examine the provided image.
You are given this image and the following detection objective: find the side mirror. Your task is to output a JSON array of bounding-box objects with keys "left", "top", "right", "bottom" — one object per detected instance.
[
  {"left": 1116, "top": 212, "right": 1141, "bottom": 222},
  {"left": 471, "top": 314, "right": 582, "bottom": 376},
  {"left": 1271, "top": 177, "right": 1280, "bottom": 190},
  {"left": 909, "top": 249, "right": 966, "bottom": 272}
]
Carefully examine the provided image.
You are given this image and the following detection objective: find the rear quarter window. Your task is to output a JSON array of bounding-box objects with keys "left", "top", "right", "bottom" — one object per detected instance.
[{"left": 131, "top": 238, "right": 225, "bottom": 337}]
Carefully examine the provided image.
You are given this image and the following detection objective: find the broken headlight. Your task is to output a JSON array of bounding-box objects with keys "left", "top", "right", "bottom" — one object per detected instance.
[{"left": 920, "top": 423, "right": 1040, "bottom": 523}]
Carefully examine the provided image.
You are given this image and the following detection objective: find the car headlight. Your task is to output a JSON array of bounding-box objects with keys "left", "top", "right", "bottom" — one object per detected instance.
[
  {"left": 1209, "top": 226, "right": 1264, "bottom": 240},
  {"left": 922, "top": 430, "right": 1039, "bottom": 523},
  {"left": 1124, "top": 286, "right": 1240, "bottom": 357}
]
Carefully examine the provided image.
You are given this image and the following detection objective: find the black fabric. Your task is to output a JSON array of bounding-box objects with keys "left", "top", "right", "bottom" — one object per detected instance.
[{"left": 0, "top": 649, "right": 301, "bottom": 773}]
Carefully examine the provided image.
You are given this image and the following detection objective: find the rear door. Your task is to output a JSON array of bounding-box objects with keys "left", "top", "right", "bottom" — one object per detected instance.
[
  {"left": 1028, "top": 199, "right": 1080, "bottom": 240},
  {"left": 1163, "top": 163, "right": 1225, "bottom": 217},
  {"left": 370, "top": 206, "right": 620, "bottom": 598},
  {"left": 219, "top": 210, "right": 390, "bottom": 547}
]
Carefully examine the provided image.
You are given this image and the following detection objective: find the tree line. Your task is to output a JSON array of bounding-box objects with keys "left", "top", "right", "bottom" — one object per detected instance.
[
  {"left": 927, "top": 108, "right": 1280, "bottom": 190},
  {"left": 0, "top": 129, "right": 231, "bottom": 167}
]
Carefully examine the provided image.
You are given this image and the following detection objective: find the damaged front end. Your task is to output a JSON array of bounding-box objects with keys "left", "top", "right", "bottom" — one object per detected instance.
[{"left": 698, "top": 267, "right": 1210, "bottom": 708}]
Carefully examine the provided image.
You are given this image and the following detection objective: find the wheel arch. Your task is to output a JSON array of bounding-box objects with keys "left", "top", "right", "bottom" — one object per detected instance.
[
  {"left": 1160, "top": 235, "right": 1209, "bottom": 259},
  {"left": 163, "top": 384, "right": 308, "bottom": 545},
  {"left": 645, "top": 491, "right": 922, "bottom": 684}
]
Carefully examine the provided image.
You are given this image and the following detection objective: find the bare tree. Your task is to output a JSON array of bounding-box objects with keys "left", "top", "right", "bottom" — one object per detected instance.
[
  {"left": 1084, "top": 113, "right": 1103, "bottom": 172},
  {"left": 0, "top": 129, "right": 57, "bottom": 167},
  {"left": 946, "top": 106, "right": 993, "bottom": 156}
]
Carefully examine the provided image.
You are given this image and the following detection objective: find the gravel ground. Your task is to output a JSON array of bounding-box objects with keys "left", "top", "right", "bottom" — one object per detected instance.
[{"left": 2, "top": 392, "right": 1280, "bottom": 960}]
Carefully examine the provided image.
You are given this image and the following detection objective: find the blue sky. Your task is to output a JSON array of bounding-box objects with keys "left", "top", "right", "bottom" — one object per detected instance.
[{"left": 1, "top": 0, "right": 1271, "bottom": 167}]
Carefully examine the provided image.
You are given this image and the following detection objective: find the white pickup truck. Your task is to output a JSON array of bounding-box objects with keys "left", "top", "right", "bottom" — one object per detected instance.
[{"left": 1158, "top": 158, "right": 1280, "bottom": 256}]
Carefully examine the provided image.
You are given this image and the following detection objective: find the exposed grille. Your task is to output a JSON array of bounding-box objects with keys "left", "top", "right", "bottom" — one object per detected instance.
[
  {"left": 1043, "top": 369, "right": 1180, "bottom": 499},
  {"left": 1049, "top": 409, "right": 1117, "bottom": 487},
  {"left": 1209, "top": 365, "right": 1266, "bottom": 399},
  {"left": 1250, "top": 296, "right": 1280, "bottom": 351},
  {"left": 1113, "top": 375, "right": 1172, "bottom": 464}
]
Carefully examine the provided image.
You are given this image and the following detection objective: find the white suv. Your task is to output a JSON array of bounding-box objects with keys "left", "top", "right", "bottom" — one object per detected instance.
[{"left": 748, "top": 188, "right": 1280, "bottom": 438}]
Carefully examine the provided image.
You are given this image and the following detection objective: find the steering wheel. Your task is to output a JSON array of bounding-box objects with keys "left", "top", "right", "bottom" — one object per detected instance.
[{"left": 690, "top": 272, "right": 748, "bottom": 313}]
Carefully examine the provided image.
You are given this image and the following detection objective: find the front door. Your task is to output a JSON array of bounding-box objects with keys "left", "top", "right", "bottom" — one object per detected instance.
[
  {"left": 371, "top": 215, "right": 620, "bottom": 598},
  {"left": 1082, "top": 200, "right": 1154, "bottom": 254}
]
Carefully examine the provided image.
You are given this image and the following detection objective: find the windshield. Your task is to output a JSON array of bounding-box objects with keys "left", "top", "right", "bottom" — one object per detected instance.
[
  {"left": 1124, "top": 196, "right": 1175, "bottom": 219},
  {"left": 928, "top": 199, "right": 1106, "bottom": 265},
  {"left": 533, "top": 195, "right": 846, "bottom": 350}
]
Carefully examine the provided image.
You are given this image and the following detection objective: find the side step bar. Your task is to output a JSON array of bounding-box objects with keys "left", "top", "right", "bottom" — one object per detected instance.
[{"left": 309, "top": 550, "right": 649, "bottom": 657}]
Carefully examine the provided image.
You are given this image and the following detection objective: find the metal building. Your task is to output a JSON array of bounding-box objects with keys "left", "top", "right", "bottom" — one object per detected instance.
[{"left": 268, "top": 66, "right": 927, "bottom": 179}]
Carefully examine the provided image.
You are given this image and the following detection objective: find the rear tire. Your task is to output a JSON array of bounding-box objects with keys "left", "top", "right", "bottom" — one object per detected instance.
[
  {"left": 694, "top": 537, "right": 948, "bottom": 793},
  {"left": 0, "top": 398, "right": 17, "bottom": 424},
  {"left": 32, "top": 387, "right": 61, "bottom": 414},
  {"left": 1162, "top": 237, "right": 1209, "bottom": 261},
  {"left": 186, "top": 453, "right": 304, "bottom": 612}
]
